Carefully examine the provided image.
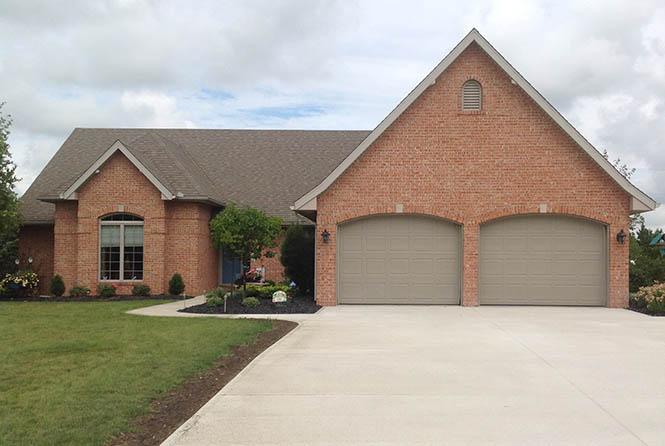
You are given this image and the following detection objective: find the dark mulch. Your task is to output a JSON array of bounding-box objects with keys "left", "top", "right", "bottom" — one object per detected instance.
[
  {"left": 0, "top": 294, "right": 186, "bottom": 302},
  {"left": 628, "top": 304, "right": 665, "bottom": 317},
  {"left": 180, "top": 295, "right": 321, "bottom": 314},
  {"left": 107, "top": 319, "right": 297, "bottom": 446}
]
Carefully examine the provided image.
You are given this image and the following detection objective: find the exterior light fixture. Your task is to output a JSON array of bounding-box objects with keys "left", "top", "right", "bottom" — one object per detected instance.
[
  {"left": 28, "top": 257, "right": 33, "bottom": 264},
  {"left": 616, "top": 229, "right": 627, "bottom": 244},
  {"left": 14, "top": 258, "right": 19, "bottom": 266},
  {"left": 321, "top": 229, "right": 331, "bottom": 243}
]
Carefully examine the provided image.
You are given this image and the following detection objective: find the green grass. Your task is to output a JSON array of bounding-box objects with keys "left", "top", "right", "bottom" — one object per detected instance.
[{"left": 0, "top": 300, "right": 273, "bottom": 446}]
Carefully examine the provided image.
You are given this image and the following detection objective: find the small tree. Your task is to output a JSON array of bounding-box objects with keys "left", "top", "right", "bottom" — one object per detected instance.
[
  {"left": 0, "top": 103, "right": 20, "bottom": 277},
  {"left": 280, "top": 225, "right": 314, "bottom": 295},
  {"left": 209, "top": 203, "right": 282, "bottom": 294}
]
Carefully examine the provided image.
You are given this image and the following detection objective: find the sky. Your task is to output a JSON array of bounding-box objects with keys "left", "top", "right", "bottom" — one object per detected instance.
[{"left": 1, "top": 0, "right": 664, "bottom": 227}]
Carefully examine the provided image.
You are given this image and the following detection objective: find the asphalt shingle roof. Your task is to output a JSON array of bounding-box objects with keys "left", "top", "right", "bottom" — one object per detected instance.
[{"left": 20, "top": 128, "right": 371, "bottom": 225}]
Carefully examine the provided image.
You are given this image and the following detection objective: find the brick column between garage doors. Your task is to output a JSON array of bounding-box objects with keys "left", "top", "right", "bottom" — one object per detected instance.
[{"left": 462, "top": 224, "right": 479, "bottom": 306}]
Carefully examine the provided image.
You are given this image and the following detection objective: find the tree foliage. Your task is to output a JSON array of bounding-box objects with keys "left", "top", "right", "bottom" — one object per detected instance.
[
  {"left": 629, "top": 223, "right": 665, "bottom": 292},
  {"left": 0, "top": 103, "right": 20, "bottom": 277},
  {"left": 280, "top": 225, "right": 314, "bottom": 295},
  {"left": 209, "top": 203, "right": 282, "bottom": 289}
]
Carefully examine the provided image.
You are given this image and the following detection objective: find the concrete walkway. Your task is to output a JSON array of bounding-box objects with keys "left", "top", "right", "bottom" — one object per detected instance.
[
  {"left": 139, "top": 303, "right": 665, "bottom": 445},
  {"left": 127, "top": 296, "right": 317, "bottom": 322}
]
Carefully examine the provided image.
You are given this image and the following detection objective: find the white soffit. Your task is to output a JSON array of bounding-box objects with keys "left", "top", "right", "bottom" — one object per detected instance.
[
  {"left": 293, "top": 29, "right": 657, "bottom": 213},
  {"left": 59, "top": 140, "right": 174, "bottom": 201}
]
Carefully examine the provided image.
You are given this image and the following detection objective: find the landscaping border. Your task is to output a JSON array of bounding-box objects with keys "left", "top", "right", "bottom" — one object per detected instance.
[{"left": 107, "top": 319, "right": 297, "bottom": 446}]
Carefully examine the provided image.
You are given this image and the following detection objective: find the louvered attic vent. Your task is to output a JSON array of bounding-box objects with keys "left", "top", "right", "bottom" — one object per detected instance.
[{"left": 462, "top": 80, "right": 482, "bottom": 110}]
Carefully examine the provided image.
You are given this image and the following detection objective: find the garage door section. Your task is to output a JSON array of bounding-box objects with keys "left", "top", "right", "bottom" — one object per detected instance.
[
  {"left": 479, "top": 215, "right": 606, "bottom": 306},
  {"left": 338, "top": 215, "right": 460, "bottom": 304}
]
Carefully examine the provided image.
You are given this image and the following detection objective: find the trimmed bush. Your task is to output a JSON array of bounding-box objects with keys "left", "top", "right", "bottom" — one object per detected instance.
[
  {"left": 168, "top": 273, "right": 185, "bottom": 295},
  {"left": 241, "top": 296, "right": 260, "bottom": 308},
  {"left": 97, "top": 283, "right": 116, "bottom": 298},
  {"left": 49, "top": 275, "right": 65, "bottom": 297},
  {"left": 132, "top": 284, "right": 151, "bottom": 296},
  {"left": 280, "top": 225, "right": 314, "bottom": 295},
  {"left": 244, "top": 283, "right": 291, "bottom": 299},
  {"left": 69, "top": 286, "right": 91, "bottom": 297}
]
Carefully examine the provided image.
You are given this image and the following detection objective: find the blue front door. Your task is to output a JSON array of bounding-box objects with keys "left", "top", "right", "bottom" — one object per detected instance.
[{"left": 221, "top": 250, "right": 242, "bottom": 284}]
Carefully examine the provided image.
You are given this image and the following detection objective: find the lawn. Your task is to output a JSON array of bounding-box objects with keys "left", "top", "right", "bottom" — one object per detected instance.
[{"left": 0, "top": 300, "right": 273, "bottom": 446}]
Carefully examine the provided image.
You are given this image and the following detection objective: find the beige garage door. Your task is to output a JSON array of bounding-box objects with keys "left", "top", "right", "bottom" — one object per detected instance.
[
  {"left": 479, "top": 215, "right": 606, "bottom": 306},
  {"left": 338, "top": 215, "right": 461, "bottom": 304}
]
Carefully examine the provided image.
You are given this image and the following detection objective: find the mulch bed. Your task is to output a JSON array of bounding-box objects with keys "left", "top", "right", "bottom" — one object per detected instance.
[
  {"left": 628, "top": 304, "right": 665, "bottom": 317},
  {"left": 180, "top": 295, "right": 321, "bottom": 314},
  {"left": 107, "top": 319, "right": 297, "bottom": 446},
  {"left": 0, "top": 294, "right": 185, "bottom": 302}
]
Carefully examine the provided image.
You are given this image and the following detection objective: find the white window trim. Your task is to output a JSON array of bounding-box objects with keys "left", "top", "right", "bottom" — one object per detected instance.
[{"left": 99, "top": 218, "right": 144, "bottom": 282}]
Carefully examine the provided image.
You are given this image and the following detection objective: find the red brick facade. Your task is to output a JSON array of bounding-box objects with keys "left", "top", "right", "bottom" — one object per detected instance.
[
  {"left": 315, "top": 43, "right": 630, "bottom": 308},
  {"left": 18, "top": 225, "right": 54, "bottom": 294},
  {"left": 250, "top": 233, "right": 286, "bottom": 283},
  {"left": 33, "top": 152, "right": 220, "bottom": 296}
]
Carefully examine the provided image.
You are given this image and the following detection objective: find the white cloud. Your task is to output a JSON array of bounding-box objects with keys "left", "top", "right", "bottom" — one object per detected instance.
[{"left": 1, "top": 0, "right": 664, "bottom": 228}]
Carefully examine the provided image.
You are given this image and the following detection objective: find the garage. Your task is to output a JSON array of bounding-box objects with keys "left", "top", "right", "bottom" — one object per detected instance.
[
  {"left": 337, "top": 215, "right": 461, "bottom": 304},
  {"left": 479, "top": 215, "right": 607, "bottom": 306}
]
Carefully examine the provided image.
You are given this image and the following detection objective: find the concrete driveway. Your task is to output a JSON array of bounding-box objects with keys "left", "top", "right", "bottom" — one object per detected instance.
[{"left": 163, "top": 306, "right": 665, "bottom": 445}]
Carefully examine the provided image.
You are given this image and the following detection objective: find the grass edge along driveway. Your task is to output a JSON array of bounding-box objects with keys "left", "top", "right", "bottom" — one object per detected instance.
[{"left": 0, "top": 300, "right": 273, "bottom": 446}]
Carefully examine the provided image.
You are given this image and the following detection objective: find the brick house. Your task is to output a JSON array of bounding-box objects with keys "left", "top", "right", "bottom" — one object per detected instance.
[{"left": 19, "top": 30, "right": 656, "bottom": 306}]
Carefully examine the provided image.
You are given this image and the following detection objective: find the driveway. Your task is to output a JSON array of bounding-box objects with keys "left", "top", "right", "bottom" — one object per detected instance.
[{"left": 162, "top": 306, "right": 665, "bottom": 445}]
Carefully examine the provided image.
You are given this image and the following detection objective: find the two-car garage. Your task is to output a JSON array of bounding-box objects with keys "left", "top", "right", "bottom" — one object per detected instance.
[{"left": 337, "top": 214, "right": 607, "bottom": 306}]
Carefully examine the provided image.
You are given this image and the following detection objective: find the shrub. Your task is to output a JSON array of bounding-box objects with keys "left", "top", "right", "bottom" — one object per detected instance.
[
  {"left": 69, "top": 286, "right": 91, "bottom": 297},
  {"left": 0, "top": 271, "right": 39, "bottom": 297},
  {"left": 132, "top": 284, "right": 151, "bottom": 296},
  {"left": 97, "top": 283, "right": 117, "bottom": 298},
  {"left": 634, "top": 282, "right": 665, "bottom": 315},
  {"left": 244, "top": 283, "right": 291, "bottom": 299},
  {"left": 241, "top": 296, "right": 260, "bottom": 308},
  {"left": 168, "top": 273, "right": 185, "bottom": 295},
  {"left": 49, "top": 275, "right": 65, "bottom": 297},
  {"left": 280, "top": 225, "right": 314, "bottom": 295}
]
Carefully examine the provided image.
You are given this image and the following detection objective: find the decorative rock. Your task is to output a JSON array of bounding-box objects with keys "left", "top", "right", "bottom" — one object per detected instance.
[{"left": 272, "top": 290, "right": 287, "bottom": 303}]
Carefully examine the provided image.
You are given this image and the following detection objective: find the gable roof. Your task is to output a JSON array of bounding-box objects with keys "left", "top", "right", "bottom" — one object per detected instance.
[
  {"left": 20, "top": 129, "right": 370, "bottom": 224},
  {"left": 293, "top": 29, "right": 657, "bottom": 213}
]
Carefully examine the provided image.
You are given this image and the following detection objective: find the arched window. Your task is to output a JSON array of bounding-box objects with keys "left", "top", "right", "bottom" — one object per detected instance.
[
  {"left": 100, "top": 214, "right": 144, "bottom": 281},
  {"left": 462, "top": 79, "right": 482, "bottom": 111}
]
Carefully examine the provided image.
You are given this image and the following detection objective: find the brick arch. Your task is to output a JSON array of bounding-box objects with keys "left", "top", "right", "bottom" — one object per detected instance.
[
  {"left": 474, "top": 205, "right": 613, "bottom": 227},
  {"left": 98, "top": 211, "right": 145, "bottom": 221},
  {"left": 336, "top": 211, "right": 464, "bottom": 227}
]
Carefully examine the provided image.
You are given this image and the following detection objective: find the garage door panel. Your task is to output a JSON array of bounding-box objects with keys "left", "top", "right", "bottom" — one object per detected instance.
[
  {"left": 339, "top": 215, "right": 460, "bottom": 304},
  {"left": 479, "top": 215, "right": 606, "bottom": 306}
]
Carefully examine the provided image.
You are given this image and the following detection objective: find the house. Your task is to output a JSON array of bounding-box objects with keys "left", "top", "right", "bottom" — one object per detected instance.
[{"left": 19, "top": 29, "right": 656, "bottom": 306}]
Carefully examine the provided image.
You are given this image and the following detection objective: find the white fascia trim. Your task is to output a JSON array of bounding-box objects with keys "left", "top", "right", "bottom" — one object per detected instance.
[
  {"left": 59, "top": 140, "right": 174, "bottom": 200},
  {"left": 293, "top": 29, "right": 657, "bottom": 213}
]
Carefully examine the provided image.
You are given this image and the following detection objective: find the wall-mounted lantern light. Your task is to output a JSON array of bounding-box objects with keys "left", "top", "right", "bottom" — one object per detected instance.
[
  {"left": 321, "top": 229, "right": 331, "bottom": 243},
  {"left": 616, "top": 229, "right": 627, "bottom": 244}
]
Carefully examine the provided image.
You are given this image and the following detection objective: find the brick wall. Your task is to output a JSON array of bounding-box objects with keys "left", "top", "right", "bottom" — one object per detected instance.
[
  {"left": 250, "top": 233, "right": 286, "bottom": 283},
  {"left": 18, "top": 225, "right": 54, "bottom": 294},
  {"left": 47, "top": 152, "right": 218, "bottom": 296},
  {"left": 316, "top": 42, "right": 631, "bottom": 308}
]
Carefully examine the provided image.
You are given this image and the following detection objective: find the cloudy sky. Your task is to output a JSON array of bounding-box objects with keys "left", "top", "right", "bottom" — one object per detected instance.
[{"left": 1, "top": 0, "right": 664, "bottom": 226}]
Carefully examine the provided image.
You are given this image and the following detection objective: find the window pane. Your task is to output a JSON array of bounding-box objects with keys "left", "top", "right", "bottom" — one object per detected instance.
[
  {"left": 123, "top": 225, "right": 143, "bottom": 280},
  {"left": 124, "top": 225, "right": 143, "bottom": 247},
  {"left": 100, "top": 246, "right": 121, "bottom": 280},
  {"left": 101, "top": 213, "right": 143, "bottom": 222},
  {"left": 100, "top": 225, "right": 120, "bottom": 247},
  {"left": 123, "top": 246, "right": 143, "bottom": 280}
]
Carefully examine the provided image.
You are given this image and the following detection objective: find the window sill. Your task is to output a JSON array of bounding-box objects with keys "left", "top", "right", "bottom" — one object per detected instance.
[{"left": 99, "top": 279, "right": 144, "bottom": 283}]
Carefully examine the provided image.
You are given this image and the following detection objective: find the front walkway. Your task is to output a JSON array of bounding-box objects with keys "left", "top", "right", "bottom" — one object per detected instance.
[
  {"left": 138, "top": 303, "right": 665, "bottom": 445},
  {"left": 127, "top": 296, "right": 315, "bottom": 322}
]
